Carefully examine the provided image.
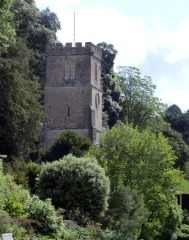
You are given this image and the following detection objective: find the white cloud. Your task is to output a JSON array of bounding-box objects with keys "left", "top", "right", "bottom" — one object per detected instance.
[
  {"left": 55, "top": 6, "right": 150, "bottom": 66},
  {"left": 36, "top": 1, "right": 189, "bottom": 65},
  {"left": 165, "top": 19, "right": 189, "bottom": 63}
]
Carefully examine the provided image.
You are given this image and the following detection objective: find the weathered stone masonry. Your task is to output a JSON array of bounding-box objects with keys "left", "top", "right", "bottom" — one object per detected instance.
[{"left": 44, "top": 42, "right": 103, "bottom": 146}]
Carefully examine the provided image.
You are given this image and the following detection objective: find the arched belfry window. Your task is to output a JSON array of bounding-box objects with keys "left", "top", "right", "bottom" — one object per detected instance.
[{"left": 64, "top": 61, "right": 76, "bottom": 85}]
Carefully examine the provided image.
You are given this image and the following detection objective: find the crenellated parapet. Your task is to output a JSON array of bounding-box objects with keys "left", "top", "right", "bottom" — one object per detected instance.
[{"left": 46, "top": 42, "right": 102, "bottom": 60}]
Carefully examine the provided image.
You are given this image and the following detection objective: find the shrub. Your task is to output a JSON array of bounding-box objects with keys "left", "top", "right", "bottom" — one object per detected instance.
[
  {"left": 27, "top": 196, "right": 64, "bottom": 236},
  {"left": 4, "top": 157, "right": 29, "bottom": 186},
  {"left": 26, "top": 162, "right": 41, "bottom": 194},
  {"left": 0, "top": 170, "right": 30, "bottom": 217},
  {"left": 0, "top": 210, "right": 29, "bottom": 240},
  {"left": 38, "top": 155, "right": 110, "bottom": 222},
  {"left": 43, "top": 130, "right": 91, "bottom": 161}
]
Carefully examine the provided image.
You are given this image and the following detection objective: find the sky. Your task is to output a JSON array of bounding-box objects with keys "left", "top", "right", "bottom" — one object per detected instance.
[{"left": 36, "top": 0, "right": 189, "bottom": 111}]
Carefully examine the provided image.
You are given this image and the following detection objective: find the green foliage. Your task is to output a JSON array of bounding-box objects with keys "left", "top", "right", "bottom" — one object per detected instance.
[
  {"left": 63, "top": 224, "right": 122, "bottom": 240},
  {"left": 0, "top": 0, "right": 15, "bottom": 51},
  {"left": 165, "top": 104, "right": 182, "bottom": 123},
  {"left": 26, "top": 161, "right": 41, "bottom": 194},
  {"left": 40, "top": 7, "right": 61, "bottom": 32},
  {"left": 0, "top": 169, "right": 30, "bottom": 217},
  {"left": 119, "top": 66, "right": 165, "bottom": 128},
  {"left": 0, "top": 160, "right": 67, "bottom": 239},
  {"left": 165, "top": 105, "right": 189, "bottom": 145},
  {"left": 0, "top": 0, "right": 60, "bottom": 158},
  {"left": 106, "top": 187, "right": 148, "bottom": 240},
  {"left": 162, "top": 126, "right": 189, "bottom": 170},
  {"left": 28, "top": 196, "right": 64, "bottom": 236},
  {"left": 11, "top": 0, "right": 60, "bottom": 84},
  {"left": 91, "top": 123, "right": 183, "bottom": 239},
  {"left": 178, "top": 224, "right": 189, "bottom": 239},
  {"left": 0, "top": 210, "right": 28, "bottom": 240},
  {"left": 43, "top": 130, "right": 91, "bottom": 162},
  {"left": 4, "top": 157, "right": 30, "bottom": 186},
  {"left": 0, "top": 40, "right": 43, "bottom": 157},
  {"left": 38, "top": 155, "right": 110, "bottom": 223}
]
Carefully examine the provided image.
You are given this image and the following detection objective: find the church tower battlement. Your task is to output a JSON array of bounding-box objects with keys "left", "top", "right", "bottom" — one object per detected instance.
[
  {"left": 44, "top": 42, "right": 103, "bottom": 146},
  {"left": 46, "top": 42, "right": 102, "bottom": 60}
]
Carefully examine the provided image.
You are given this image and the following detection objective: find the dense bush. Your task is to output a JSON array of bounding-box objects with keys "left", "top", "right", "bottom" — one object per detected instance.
[
  {"left": 0, "top": 167, "right": 30, "bottom": 217},
  {"left": 26, "top": 161, "right": 41, "bottom": 194},
  {"left": 0, "top": 209, "right": 28, "bottom": 240},
  {"left": 0, "top": 159, "right": 66, "bottom": 239},
  {"left": 38, "top": 155, "right": 110, "bottom": 222},
  {"left": 28, "top": 196, "right": 64, "bottom": 236},
  {"left": 43, "top": 130, "right": 91, "bottom": 161}
]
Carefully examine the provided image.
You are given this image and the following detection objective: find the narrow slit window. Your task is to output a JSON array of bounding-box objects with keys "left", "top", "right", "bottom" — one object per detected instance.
[
  {"left": 95, "top": 63, "right": 98, "bottom": 81},
  {"left": 67, "top": 106, "right": 70, "bottom": 117}
]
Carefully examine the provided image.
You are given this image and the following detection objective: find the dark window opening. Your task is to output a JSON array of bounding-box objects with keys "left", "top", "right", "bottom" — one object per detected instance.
[
  {"left": 67, "top": 106, "right": 70, "bottom": 117},
  {"left": 95, "top": 63, "right": 98, "bottom": 81}
]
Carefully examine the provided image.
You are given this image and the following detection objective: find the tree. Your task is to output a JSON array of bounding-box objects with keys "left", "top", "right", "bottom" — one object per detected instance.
[
  {"left": 11, "top": 1, "right": 60, "bottom": 86},
  {"left": 40, "top": 7, "right": 61, "bottom": 32},
  {"left": 0, "top": 0, "right": 15, "bottom": 52},
  {"left": 0, "top": 0, "right": 61, "bottom": 158},
  {"left": 119, "top": 67, "right": 164, "bottom": 128},
  {"left": 0, "top": 41, "right": 43, "bottom": 157},
  {"left": 165, "top": 104, "right": 182, "bottom": 123},
  {"left": 162, "top": 126, "right": 189, "bottom": 170},
  {"left": 91, "top": 124, "right": 182, "bottom": 239},
  {"left": 38, "top": 155, "right": 110, "bottom": 223},
  {"left": 97, "top": 42, "right": 122, "bottom": 127},
  {"left": 106, "top": 187, "right": 148, "bottom": 240},
  {"left": 43, "top": 130, "right": 91, "bottom": 162},
  {"left": 165, "top": 105, "right": 189, "bottom": 145}
]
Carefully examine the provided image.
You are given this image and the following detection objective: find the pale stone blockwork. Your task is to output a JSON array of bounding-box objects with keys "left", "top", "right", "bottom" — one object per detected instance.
[{"left": 44, "top": 42, "right": 103, "bottom": 146}]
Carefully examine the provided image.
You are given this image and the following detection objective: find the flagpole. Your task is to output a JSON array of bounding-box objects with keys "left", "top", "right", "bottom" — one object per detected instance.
[{"left": 73, "top": 10, "right": 76, "bottom": 46}]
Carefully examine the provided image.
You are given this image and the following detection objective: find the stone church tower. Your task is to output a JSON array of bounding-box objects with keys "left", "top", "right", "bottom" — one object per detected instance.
[{"left": 44, "top": 42, "right": 103, "bottom": 146}]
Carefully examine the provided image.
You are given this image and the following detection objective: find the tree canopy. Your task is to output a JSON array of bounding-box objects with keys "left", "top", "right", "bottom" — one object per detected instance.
[
  {"left": 0, "top": 0, "right": 60, "bottom": 158},
  {"left": 0, "top": 0, "right": 15, "bottom": 52},
  {"left": 119, "top": 66, "right": 165, "bottom": 128},
  {"left": 91, "top": 124, "right": 182, "bottom": 239},
  {"left": 165, "top": 105, "right": 189, "bottom": 145}
]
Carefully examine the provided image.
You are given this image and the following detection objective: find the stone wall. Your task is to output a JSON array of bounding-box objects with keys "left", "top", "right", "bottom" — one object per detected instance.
[{"left": 44, "top": 42, "right": 103, "bottom": 147}]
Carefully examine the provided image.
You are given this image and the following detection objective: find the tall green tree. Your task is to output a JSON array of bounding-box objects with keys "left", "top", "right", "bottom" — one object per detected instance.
[
  {"left": 0, "top": 0, "right": 15, "bottom": 52},
  {"left": 11, "top": 0, "right": 60, "bottom": 84},
  {"left": 0, "top": 0, "right": 61, "bottom": 157},
  {"left": 0, "top": 40, "right": 43, "bottom": 157},
  {"left": 119, "top": 66, "right": 164, "bottom": 128},
  {"left": 91, "top": 124, "right": 182, "bottom": 239}
]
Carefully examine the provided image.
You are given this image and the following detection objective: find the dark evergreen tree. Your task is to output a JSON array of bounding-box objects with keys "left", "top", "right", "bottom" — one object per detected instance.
[
  {"left": 165, "top": 105, "right": 189, "bottom": 145},
  {"left": 97, "top": 42, "right": 122, "bottom": 128}
]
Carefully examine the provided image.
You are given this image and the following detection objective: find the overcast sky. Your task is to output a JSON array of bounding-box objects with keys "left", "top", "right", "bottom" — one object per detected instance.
[{"left": 36, "top": 0, "right": 189, "bottom": 111}]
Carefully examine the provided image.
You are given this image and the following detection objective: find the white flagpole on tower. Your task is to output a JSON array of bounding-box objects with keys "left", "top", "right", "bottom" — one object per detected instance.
[{"left": 73, "top": 10, "right": 76, "bottom": 46}]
